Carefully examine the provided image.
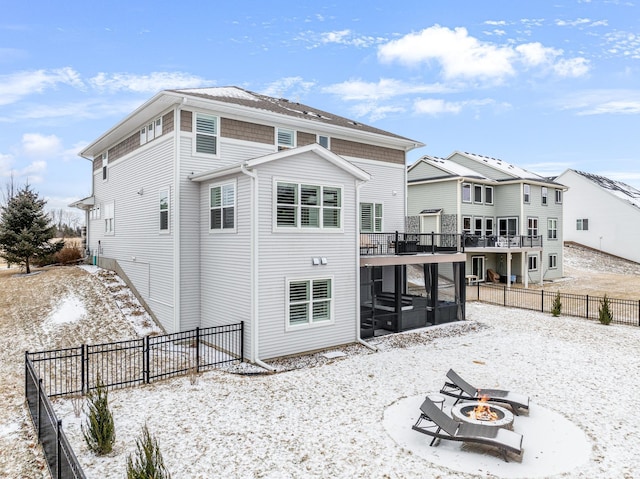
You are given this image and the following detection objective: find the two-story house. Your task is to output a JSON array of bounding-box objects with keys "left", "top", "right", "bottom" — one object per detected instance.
[
  {"left": 555, "top": 169, "right": 640, "bottom": 264},
  {"left": 408, "top": 152, "right": 567, "bottom": 287},
  {"left": 71, "top": 87, "right": 467, "bottom": 366}
]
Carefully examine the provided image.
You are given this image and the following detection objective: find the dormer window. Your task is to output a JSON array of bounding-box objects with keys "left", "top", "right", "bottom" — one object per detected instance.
[{"left": 277, "top": 128, "right": 295, "bottom": 150}]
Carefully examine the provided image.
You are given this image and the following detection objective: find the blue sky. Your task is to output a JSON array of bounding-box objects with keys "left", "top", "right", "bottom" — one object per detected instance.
[{"left": 2, "top": 0, "right": 640, "bottom": 213}]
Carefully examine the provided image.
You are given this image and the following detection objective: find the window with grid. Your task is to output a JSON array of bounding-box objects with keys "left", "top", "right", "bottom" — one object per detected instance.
[
  {"left": 159, "top": 188, "right": 169, "bottom": 232},
  {"left": 287, "top": 278, "right": 333, "bottom": 328},
  {"left": 576, "top": 218, "right": 589, "bottom": 230},
  {"left": 528, "top": 254, "right": 538, "bottom": 271},
  {"left": 523, "top": 184, "right": 530, "bottom": 203},
  {"left": 360, "top": 203, "right": 382, "bottom": 233},
  {"left": 527, "top": 217, "right": 538, "bottom": 236},
  {"left": 210, "top": 182, "right": 235, "bottom": 231},
  {"left": 276, "top": 182, "right": 341, "bottom": 230},
  {"left": 548, "top": 218, "right": 557, "bottom": 239},
  {"left": 195, "top": 113, "right": 218, "bottom": 155},
  {"left": 549, "top": 253, "right": 558, "bottom": 269}
]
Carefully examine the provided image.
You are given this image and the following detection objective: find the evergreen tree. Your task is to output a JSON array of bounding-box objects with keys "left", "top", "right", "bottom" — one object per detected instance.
[
  {"left": 598, "top": 294, "right": 613, "bottom": 325},
  {"left": 126, "top": 424, "right": 171, "bottom": 479},
  {"left": 0, "top": 184, "right": 63, "bottom": 273},
  {"left": 551, "top": 292, "right": 562, "bottom": 317},
  {"left": 82, "top": 378, "right": 116, "bottom": 455}
]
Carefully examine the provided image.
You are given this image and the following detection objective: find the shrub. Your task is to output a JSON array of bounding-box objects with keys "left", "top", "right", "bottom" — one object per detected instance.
[
  {"left": 551, "top": 292, "right": 562, "bottom": 317},
  {"left": 82, "top": 378, "right": 115, "bottom": 455},
  {"left": 598, "top": 294, "right": 613, "bottom": 325},
  {"left": 55, "top": 243, "right": 83, "bottom": 264},
  {"left": 126, "top": 424, "right": 172, "bottom": 479}
]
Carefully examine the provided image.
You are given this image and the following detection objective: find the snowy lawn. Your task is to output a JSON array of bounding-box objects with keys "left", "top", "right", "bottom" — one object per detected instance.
[{"left": 53, "top": 302, "right": 640, "bottom": 478}]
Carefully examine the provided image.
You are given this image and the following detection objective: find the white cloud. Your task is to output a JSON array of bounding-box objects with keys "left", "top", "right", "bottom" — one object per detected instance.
[
  {"left": 378, "top": 25, "right": 516, "bottom": 82},
  {"left": 88, "top": 71, "right": 209, "bottom": 93},
  {"left": 484, "top": 20, "right": 507, "bottom": 26},
  {"left": 0, "top": 67, "right": 84, "bottom": 106},
  {"left": 322, "top": 78, "right": 453, "bottom": 101},
  {"left": 413, "top": 97, "right": 495, "bottom": 116},
  {"left": 21, "top": 133, "right": 62, "bottom": 158},
  {"left": 318, "top": 29, "right": 384, "bottom": 48},
  {"left": 260, "top": 77, "right": 316, "bottom": 99},
  {"left": 377, "top": 25, "right": 589, "bottom": 83},
  {"left": 555, "top": 18, "right": 592, "bottom": 27},
  {"left": 350, "top": 103, "right": 406, "bottom": 121},
  {"left": 559, "top": 89, "right": 640, "bottom": 115}
]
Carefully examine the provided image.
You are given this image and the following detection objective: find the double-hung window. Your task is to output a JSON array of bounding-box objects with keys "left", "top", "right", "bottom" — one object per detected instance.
[
  {"left": 523, "top": 184, "right": 531, "bottom": 203},
  {"left": 287, "top": 277, "right": 333, "bottom": 329},
  {"left": 276, "top": 182, "right": 341, "bottom": 230},
  {"left": 549, "top": 253, "right": 558, "bottom": 269},
  {"left": 528, "top": 254, "right": 539, "bottom": 271},
  {"left": 360, "top": 203, "right": 382, "bottom": 233},
  {"left": 159, "top": 188, "right": 169, "bottom": 232},
  {"left": 462, "top": 183, "right": 471, "bottom": 203},
  {"left": 555, "top": 189, "right": 563, "bottom": 204},
  {"left": 104, "top": 201, "right": 114, "bottom": 235},
  {"left": 462, "top": 216, "right": 472, "bottom": 234},
  {"left": 542, "top": 187, "right": 548, "bottom": 205},
  {"left": 548, "top": 218, "right": 558, "bottom": 239},
  {"left": 210, "top": 182, "right": 236, "bottom": 231},
  {"left": 485, "top": 218, "right": 494, "bottom": 236},
  {"left": 195, "top": 113, "right": 218, "bottom": 156},
  {"left": 474, "top": 217, "right": 483, "bottom": 236},
  {"left": 485, "top": 186, "right": 494, "bottom": 205},
  {"left": 527, "top": 217, "right": 538, "bottom": 237},
  {"left": 474, "top": 185, "right": 483, "bottom": 203}
]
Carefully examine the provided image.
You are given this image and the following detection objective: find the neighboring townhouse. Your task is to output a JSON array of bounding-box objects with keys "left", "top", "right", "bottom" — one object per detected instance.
[
  {"left": 407, "top": 151, "right": 567, "bottom": 287},
  {"left": 71, "top": 86, "right": 467, "bottom": 364},
  {"left": 555, "top": 169, "right": 640, "bottom": 264}
]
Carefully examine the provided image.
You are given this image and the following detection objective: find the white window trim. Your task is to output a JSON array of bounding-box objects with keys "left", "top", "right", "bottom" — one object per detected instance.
[
  {"left": 277, "top": 128, "right": 296, "bottom": 149},
  {"left": 140, "top": 116, "right": 163, "bottom": 145},
  {"left": 462, "top": 216, "right": 472, "bottom": 234},
  {"left": 193, "top": 112, "right": 220, "bottom": 158},
  {"left": 285, "top": 276, "right": 335, "bottom": 331},
  {"left": 548, "top": 218, "right": 558, "bottom": 240},
  {"left": 541, "top": 186, "right": 548, "bottom": 205},
  {"left": 473, "top": 184, "right": 483, "bottom": 204},
  {"left": 461, "top": 183, "right": 471, "bottom": 203},
  {"left": 360, "top": 202, "right": 383, "bottom": 233},
  {"left": 159, "top": 187, "right": 170, "bottom": 234},
  {"left": 523, "top": 184, "right": 531, "bottom": 204},
  {"left": 317, "top": 134, "right": 330, "bottom": 149},
  {"left": 104, "top": 201, "right": 115, "bottom": 235},
  {"left": 485, "top": 186, "right": 494, "bottom": 205},
  {"left": 273, "top": 179, "right": 343, "bottom": 233},
  {"left": 549, "top": 253, "right": 558, "bottom": 269},
  {"left": 527, "top": 217, "right": 539, "bottom": 237},
  {"left": 101, "top": 153, "right": 108, "bottom": 182},
  {"left": 555, "top": 189, "right": 563, "bottom": 204},
  {"left": 528, "top": 254, "right": 539, "bottom": 271},
  {"left": 209, "top": 180, "right": 237, "bottom": 233}
]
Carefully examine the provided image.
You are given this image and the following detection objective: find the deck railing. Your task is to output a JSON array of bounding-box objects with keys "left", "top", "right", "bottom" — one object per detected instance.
[
  {"left": 360, "top": 232, "right": 463, "bottom": 256},
  {"left": 463, "top": 234, "right": 543, "bottom": 248}
]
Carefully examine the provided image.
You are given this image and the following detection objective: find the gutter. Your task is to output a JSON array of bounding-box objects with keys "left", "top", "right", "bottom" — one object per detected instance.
[
  {"left": 355, "top": 177, "right": 378, "bottom": 353},
  {"left": 240, "top": 163, "right": 276, "bottom": 372}
]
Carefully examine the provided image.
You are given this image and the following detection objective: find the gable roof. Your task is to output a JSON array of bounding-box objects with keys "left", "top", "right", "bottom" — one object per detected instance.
[
  {"left": 449, "top": 151, "right": 546, "bottom": 181},
  {"left": 409, "top": 155, "right": 490, "bottom": 181},
  {"left": 570, "top": 169, "right": 640, "bottom": 210},
  {"left": 81, "top": 86, "right": 423, "bottom": 159},
  {"left": 189, "top": 143, "right": 371, "bottom": 183}
]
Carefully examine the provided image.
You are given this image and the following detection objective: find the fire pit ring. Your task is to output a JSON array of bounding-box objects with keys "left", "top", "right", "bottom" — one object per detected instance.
[{"left": 451, "top": 402, "right": 514, "bottom": 430}]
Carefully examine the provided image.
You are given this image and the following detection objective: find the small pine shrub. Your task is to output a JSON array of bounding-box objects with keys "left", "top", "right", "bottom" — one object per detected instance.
[
  {"left": 55, "top": 244, "right": 83, "bottom": 264},
  {"left": 551, "top": 292, "right": 562, "bottom": 317},
  {"left": 598, "top": 294, "right": 613, "bottom": 325},
  {"left": 82, "top": 378, "right": 115, "bottom": 455},
  {"left": 126, "top": 424, "right": 172, "bottom": 479}
]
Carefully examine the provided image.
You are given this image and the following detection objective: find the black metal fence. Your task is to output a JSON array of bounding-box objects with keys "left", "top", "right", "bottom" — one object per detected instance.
[
  {"left": 27, "top": 323, "right": 244, "bottom": 397},
  {"left": 24, "top": 322, "right": 244, "bottom": 479},
  {"left": 468, "top": 283, "right": 640, "bottom": 327},
  {"left": 360, "top": 231, "right": 462, "bottom": 256},
  {"left": 25, "top": 358, "right": 86, "bottom": 479}
]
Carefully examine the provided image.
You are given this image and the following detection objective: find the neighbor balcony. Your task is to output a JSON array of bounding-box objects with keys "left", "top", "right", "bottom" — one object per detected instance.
[
  {"left": 359, "top": 232, "right": 463, "bottom": 256},
  {"left": 462, "top": 234, "right": 543, "bottom": 250}
]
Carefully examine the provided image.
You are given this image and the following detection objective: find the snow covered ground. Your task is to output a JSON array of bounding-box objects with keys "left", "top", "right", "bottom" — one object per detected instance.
[{"left": 3, "top": 246, "right": 640, "bottom": 478}]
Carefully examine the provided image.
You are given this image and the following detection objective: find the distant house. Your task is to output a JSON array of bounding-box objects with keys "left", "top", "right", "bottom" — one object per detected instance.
[
  {"left": 555, "top": 169, "right": 640, "bottom": 264},
  {"left": 408, "top": 151, "right": 567, "bottom": 287},
  {"left": 71, "top": 86, "right": 468, "bottom": 365}
]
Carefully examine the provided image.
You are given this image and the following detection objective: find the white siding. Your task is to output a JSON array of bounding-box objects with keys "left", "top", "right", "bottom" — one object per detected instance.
[
  {"left": 89, "top": 136, "right": 175, "bottom": 332},
  {"left": 255, "top": 152, "right": 359, "bottom": 359},
  {"left": 349, "top": 159, "right": 406, "bottom": 232}
]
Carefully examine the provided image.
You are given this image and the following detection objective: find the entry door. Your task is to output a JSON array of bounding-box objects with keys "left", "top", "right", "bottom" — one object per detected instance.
[
  {"left": 471, "top": 256, "right": 485, "bottom": 282},
  {"left": 420, "top": 215, "right": 440, "bottom": 234}
]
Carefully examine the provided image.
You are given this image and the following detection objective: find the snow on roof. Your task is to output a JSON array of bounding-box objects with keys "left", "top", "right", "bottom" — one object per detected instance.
[
  {"left": 459, "top": 151, "right": 545, "bottom": 180},
  {"left": 574, "top": 169, "right": 640, "bottom": 209},
  {"left": 418, "top": 155, "right": 490, "bottom": 180},
  {"left": 176, "top": 87, "right": 259, "bottom": 101}
]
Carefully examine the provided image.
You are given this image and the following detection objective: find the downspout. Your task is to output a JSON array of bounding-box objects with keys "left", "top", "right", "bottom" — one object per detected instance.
[
  {"left": 355, "top": 178, "right": 378, "bottom": 352},
  {"left": 240, "top": 164, "right": 276, "bottom": 371},
  {"left": 173, "top": 103, "right": 182, "bottom": 332}
]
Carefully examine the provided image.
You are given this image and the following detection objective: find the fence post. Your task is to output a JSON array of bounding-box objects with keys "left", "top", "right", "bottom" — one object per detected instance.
[
  {"left": 586, "top": 295, "right": 589, "bottom": 319},
  {"left": 541, "top": 290, "right": 544, "bottom": 313},
  {"left": 37, "top": 378, "right": 42, "bottom": 438},
  {"left": 57, "top": 420, "right": 62, "bottom": 479},
  {"left": 240, "top": 321, "right": 245, "bottom": 362},
  {"left": 196, "top": 327, "right": 200, "bottom": 373},
  {"left": 81, "top": 344, "right": 86, "bottom": 395},
  {"left": 144, "top": 336, "right": 150, "bottom": 384},
  {"left": 503, "top": 286, "right": 506, "bottom": 307}
]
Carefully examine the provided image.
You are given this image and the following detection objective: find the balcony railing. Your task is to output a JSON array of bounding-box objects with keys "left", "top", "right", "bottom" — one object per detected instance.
[
  {"left": 360, "top": 232, "right": 463, "bottom": 256},
  {"left": 463, "top": 234, "right": 543, "bottom": 248}
]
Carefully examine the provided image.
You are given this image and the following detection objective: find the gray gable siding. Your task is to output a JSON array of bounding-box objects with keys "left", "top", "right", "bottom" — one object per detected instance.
[
  {"left": 407, "top": 181, "right": 457, "bottom": 217},
  {"left": 448, "top": 152, "right": 515, "bottom": 181},
  {"left": 407, "top": 161, "right": 450, "bottom": 181}
]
